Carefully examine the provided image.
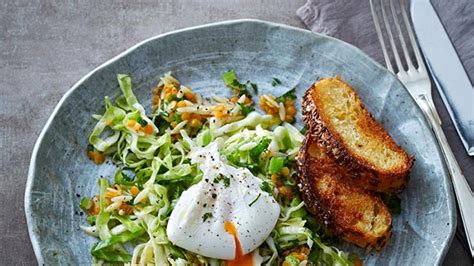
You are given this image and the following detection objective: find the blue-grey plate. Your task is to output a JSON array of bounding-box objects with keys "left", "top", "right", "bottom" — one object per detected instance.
[{"left": 25, "top": 19, "right": 455, "bottom": 265}]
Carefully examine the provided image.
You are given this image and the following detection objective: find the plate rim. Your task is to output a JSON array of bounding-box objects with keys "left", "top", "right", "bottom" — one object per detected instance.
[{"left": 24, "top": 18, "right": 456, "bottom": 264}]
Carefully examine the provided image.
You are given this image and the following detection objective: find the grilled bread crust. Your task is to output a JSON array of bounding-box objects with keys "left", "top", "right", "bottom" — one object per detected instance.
[
  {"left": 297, "top": 136, "right": 392, "bottom": 250},
  {"left": 302, "top": 76, "right": 414, "bottom": 194}
]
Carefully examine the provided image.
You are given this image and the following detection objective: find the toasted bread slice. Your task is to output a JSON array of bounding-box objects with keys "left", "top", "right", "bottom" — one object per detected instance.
[
  {"left": 297, "top": 136, "right": 392, "bottom": 250},
  {"left": 302, "top": 76, "right": 414, "bottom": 194}
]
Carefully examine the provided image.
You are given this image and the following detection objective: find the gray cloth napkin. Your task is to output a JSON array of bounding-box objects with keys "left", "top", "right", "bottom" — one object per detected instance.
[
  {"left": 296, "top": 0, "right": 474, "bottom": 82},
  {"left": 296, "top": 0, "right": 474, "bottom": 259}
]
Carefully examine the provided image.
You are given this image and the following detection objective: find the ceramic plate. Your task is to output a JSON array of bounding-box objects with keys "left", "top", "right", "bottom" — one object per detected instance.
[{"left": 25, "top": 19, "right": 455, "bottom": 265}]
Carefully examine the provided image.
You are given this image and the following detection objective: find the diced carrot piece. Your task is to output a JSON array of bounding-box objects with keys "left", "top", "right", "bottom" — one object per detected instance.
[
  {"left": 286, "top": 105, "right": 296, "bottom": 116},
  {"left": 184, "top": 92, "right": 195, "bottom": 101},
  {"left": 152, "top": 95, "right": 160, "bottom": 104},
  {"left": 181, "top": 112, "right": 191, "bottom": 121},
  {"left": 191, "top": 113, "right": 202, "bottom": 120},
  {"left": 119, "top": 203, "right": 133, "bottom": 215},
  {"left": 127, "top": 119, "right": 137, "bottom": 128},
  {"left": 130, "top": 186, "right": 140, "bottom": 196},
  {"left": 278, "top": 186, "right": 292, "bottom": 200},
  {"left": 271, "top": 174, "right": 282, "bottom": 186},
  {"left": 354, "top": 257, "right": 363, "bottom": 266},
  {"left": 143, "top": 124, "right": 154, "bottom": 135},
  {"left": 88, "top": 151, "right": 105, "bottom": 165},
  {"left": 244, "top": 96, "right": 252, "bottom": 105},
  {"left": 189, "top": 118, "right": 202, "bottom": 128}
]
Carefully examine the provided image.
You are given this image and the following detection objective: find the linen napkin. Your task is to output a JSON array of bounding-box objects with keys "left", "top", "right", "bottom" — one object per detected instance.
[
  {"left": 296, "top": 0, "right": 474, "bottom": 81},
  {"left": 296, "top": 0, "right": 474, "bottom": 260}
]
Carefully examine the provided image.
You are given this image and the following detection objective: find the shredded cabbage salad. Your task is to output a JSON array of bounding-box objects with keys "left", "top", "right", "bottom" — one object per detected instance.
[{"left": 81, "top": 71, "right": 357, "bottom": 265}]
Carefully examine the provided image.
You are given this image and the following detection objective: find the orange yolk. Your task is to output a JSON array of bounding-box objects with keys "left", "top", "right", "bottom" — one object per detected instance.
[{"left": 224, "top": 221, "right": 253, "bottom": 266}]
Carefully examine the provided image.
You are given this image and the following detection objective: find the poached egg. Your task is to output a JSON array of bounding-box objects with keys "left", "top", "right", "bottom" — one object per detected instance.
[{"left": 166, "top": 141, "right": 280, "bottom": 262}]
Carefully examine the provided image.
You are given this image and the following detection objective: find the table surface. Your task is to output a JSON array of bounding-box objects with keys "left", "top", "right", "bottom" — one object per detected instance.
[{"left": 1, "top": 0, "right": 472, "bottom": 264}]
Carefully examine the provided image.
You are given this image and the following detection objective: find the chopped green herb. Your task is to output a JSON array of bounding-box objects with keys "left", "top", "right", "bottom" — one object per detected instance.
[
  {"left": 276, "top": 88, "right": 297, "bottom": 103},
  {"left": 156, "top": 119, "right": 170, "bottom": 134},
  {"left": 213, "top": 174, "right": 223, "bottom": 184},
  {"left": 173, "top": 113, "right": 183, "bottom": 122},
  {"left": 239, "top": 103, "right": 254, "bottom": 116},
  {"left": 222, "top": 70, "right": 239, "bottom": 87},
  {"left": 169, "top": 95, "right": 181, "bottom": 101},
  {"left": 226, "top": 152, "right": 261, "bottom": 174},
  {"left": 300, "top": 126, "right": 308, "bottom": 135},
  {"left": 250, "top": 82, "right": 258, "bottom": 94},
  {"left": 202, "top": 212, "right": 213, "bottom": 222},
  {"left": 86, "top": 215, "right": 96, "bottom": 225},
  {"left": 222, "top": 70, "right": 249, "bottom": 95},
  {"left": 169, "top": 245, "right": 186, "bottom": 259},
  {"left": 114, "top": 168, "right": 135, "bottom": 185},
  {"left": 171, "top": 185, "right": 185, "bottom": 201},
  {"left": 136, "top": 116, "right": 148, "bottom": 127},
  {"left": 260, "top": 181, "right": 273, "bottom": 194},
  {"left": 272, "top": 78, "right": 282, "bottom": 86},
  {"left": 226, "top": 152, "right": 240, "bottom": 165},
  {"left": 223, "top": 176, "right": 230, "bottom": 187},
  {"left": 80, "top": 197, "right": 92, "bottom": 211},
  {"left": 248, "top": 193, "right": 261, "bottom": 207},
  {"left": 213, "top": 174, "right": 230, "bottom": 187}
]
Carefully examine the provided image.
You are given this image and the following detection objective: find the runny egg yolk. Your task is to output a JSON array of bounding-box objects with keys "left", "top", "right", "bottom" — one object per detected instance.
[{"left": 224, "top": 221, "right": 254, "bottom": 266}]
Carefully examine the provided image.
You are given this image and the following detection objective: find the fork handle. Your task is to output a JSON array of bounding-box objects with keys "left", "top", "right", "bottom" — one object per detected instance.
[{"left": 417, "top": 95, "right": 474, "bottom": 258}]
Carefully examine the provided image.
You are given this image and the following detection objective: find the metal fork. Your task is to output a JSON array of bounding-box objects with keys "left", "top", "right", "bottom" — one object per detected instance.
[{"left": 370, "top": 0, "right": 474, "bottom": 257}]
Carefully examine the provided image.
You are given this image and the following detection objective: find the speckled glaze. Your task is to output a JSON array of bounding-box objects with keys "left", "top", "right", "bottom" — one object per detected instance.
[{"left": 24, "top": 19, "right": 455, "bottom": 265}]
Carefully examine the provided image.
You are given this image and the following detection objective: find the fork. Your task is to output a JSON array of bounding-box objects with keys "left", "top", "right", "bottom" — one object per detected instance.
[{"left": 370, "top": 0, "right": 474, "bottom": 257}]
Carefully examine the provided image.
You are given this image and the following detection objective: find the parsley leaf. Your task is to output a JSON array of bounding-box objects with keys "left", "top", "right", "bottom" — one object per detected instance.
[
  {"left": 276, "top": 88, "right": 297, "bottom": 103},
  {"left": 169, "top": 94, "right": 181, "bottom": 101},
  {"left": 202, "top": 212, "right": 213, "bottom": 222},
  {"left": 213, "top": 174, "right": 223, "bottom": 184},
  {"left": 226, "top": 152, "right": 261, "bottom": 175},
  {"left": 80, "top": 197, "right": 92, "bottom": 211},
  {"left": 248, "top": 193, "right": 261, "bottom": 207},
  {"left": 222, "top": 70, "right": 249, "bottom": 96},
  {"left": 173, "top": 113, "right": 182, "bottom": 122},
  {"left": 260, "top": 181, "right": 273, "bottom": 195},
  {"left": 213, "top": 174, "right": 230, "bottom": 187},
  {"left": 136, "top": 116, "right": 148, "bottom": 127},
  {"left": 250, "top": 82, "right": 258, "bottom": 94},
  {"left": 239, "top": 103, "right": 254, "bottom": 116},
  {"left": 300, "top": 126, "right": 308, "bottom": 135},
  {"left": 271, "top": 78, "right": 282, "bottom": 86},
  {"left": 223, "top": 176, "right": 230, "bottom": 187}
]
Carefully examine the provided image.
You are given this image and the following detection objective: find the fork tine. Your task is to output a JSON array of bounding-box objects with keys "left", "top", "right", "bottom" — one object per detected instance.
[
  {"left": 389, "top": 0, "right": 415, "bottom": 70},
  {"left": 380, "top": 0, "right": 405, "bottom": 73},
  {"left": 400, "top": 0, "right": 427, "bottom": 72},
  {"left": 370, "top": 0, "right": 394, "bottom": 73}
]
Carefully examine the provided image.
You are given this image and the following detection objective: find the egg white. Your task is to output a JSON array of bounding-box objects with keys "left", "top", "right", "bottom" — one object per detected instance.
[{"left": 166, "top": 142, "right": 280, "bottom": 260}]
